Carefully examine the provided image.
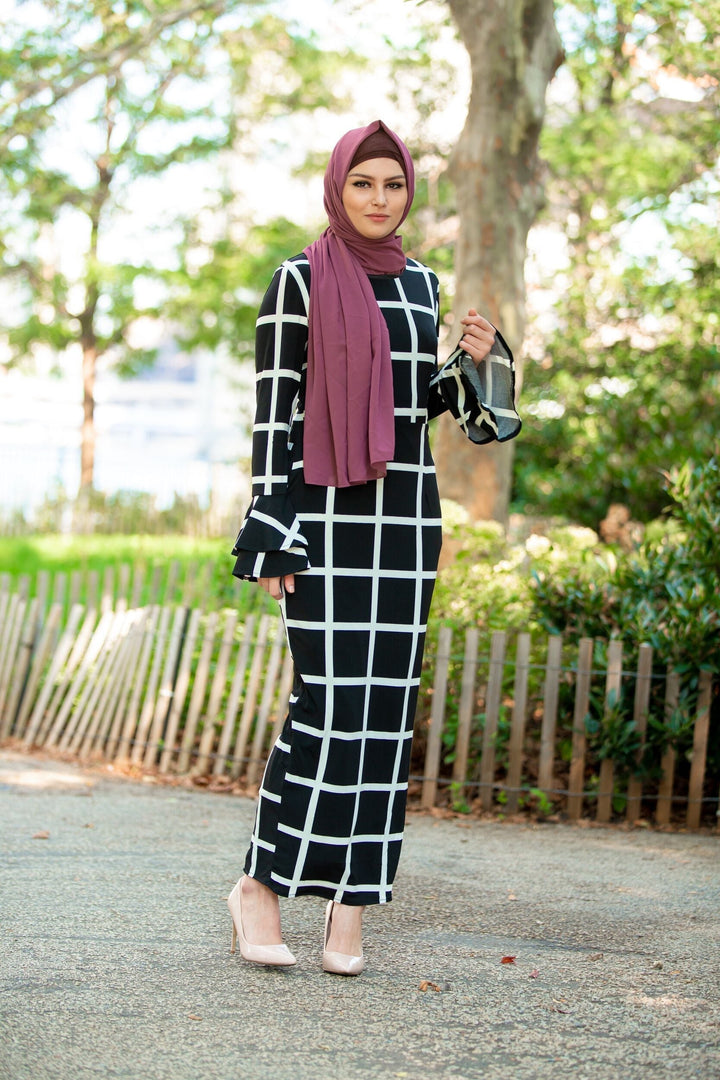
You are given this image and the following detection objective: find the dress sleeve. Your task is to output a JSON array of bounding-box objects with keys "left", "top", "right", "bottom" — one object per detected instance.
[
  {"left": 428, "top": 327, "right": 522, "bottom": 444},
  {"left": 231, "top": 260, "right": 312, "bottom": 581}
]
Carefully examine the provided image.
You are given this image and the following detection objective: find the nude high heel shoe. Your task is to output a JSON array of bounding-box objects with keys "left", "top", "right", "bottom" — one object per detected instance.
[
  {"left": 322, "top": 900, "right": 365, "bottom": 976},
  {"left": 227, "top": 878, "right": 296, "bottom": 967}
]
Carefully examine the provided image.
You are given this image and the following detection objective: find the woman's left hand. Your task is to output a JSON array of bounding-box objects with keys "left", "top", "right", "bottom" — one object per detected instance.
[{"left": 459, "top": 309, "right": 495, "bottom": 365}]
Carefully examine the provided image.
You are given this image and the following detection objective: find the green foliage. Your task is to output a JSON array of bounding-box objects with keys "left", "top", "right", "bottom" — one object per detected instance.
[
  {"left": 584, "top": 687, "right": 641, "bottom": 770},
  {"left": 527, "top": 787, "right": 554, "bottom": 818},
  {"left": 514, "top": 0, "right": 720, "bottom": 525},
  {"left": 0, "top": 0, "right": 356, "bottom": 491},
  {"left": 531, "top": 455, "right": 720, "bottom": 673},
  {"left": 165, "top": 216, "right": 318, "bottom": 353},
  {"left": 429, "top": 502, "right": 531, "bottom": 634}
]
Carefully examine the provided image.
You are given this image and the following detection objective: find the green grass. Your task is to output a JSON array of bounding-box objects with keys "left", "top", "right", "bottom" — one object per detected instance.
[{"left": 0, "top": 534, "right": 228, "bottom": 574}]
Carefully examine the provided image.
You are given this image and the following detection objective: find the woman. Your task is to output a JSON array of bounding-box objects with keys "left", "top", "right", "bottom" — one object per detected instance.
[{"left": 229, "top": 119, "right": 521, "bottom": 975}]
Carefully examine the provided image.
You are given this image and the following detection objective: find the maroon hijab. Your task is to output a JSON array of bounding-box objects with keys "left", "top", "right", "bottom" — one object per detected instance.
[{"left": 303, "top": 120, "right": 415, "bottom": 487}]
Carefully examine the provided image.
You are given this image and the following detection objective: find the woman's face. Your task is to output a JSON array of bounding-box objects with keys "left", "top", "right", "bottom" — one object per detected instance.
[{"left": 341, "top": 157, "right": 408, "bottom": 239}]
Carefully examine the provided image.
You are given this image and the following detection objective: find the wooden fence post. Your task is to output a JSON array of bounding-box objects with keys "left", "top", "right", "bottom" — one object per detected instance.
[
  {"left": 101, "top": 565, "right": 114, "bottom": 613},
  {"left": 24, "top": 604, "right": 85, "bottom": 747},
  {"left": 69, "top": 570, "right": 81, "bottom": 608},
  {"left": 506, "top": 633, "right": 531, "bottom": 815},
  {"left": 131, "top": 563, "right": 145, "bottom": 608},
  {"left": 87, "top": 569, "right": 99, "bottom": 612},
  {"left": 626, "top": 644, "right": 653, "bottom": 824},
  {"left": 159, "top": 608, "right": 202, "bottom": 773},
  {"left": 70, "top": 610, "right": 128, "bottom": 756},
  {"left": 687, "top": 671, "right": 713, "bottom": 829},
  {"left": 176, "top": 611, "right": 219, "bottom": 774},
  {"left": 114, "top": 607, "right": 159, "bottom": 762},
  {"left": 52, "top": 571, "right": 67, "bottom": 617},
  {"left": 14, "top": 603, "right": 63, "bottom": 740},
  {"left": 55, "top": 611, "right": 115, "bottom": 752},
  {"left": 655, "top": 670, "right": 680, "bottom": 826},
  {"left": 2, "top": 598, "right": 40, "bottom": 739},
  {"left": 43, "top": 607, "right": 98, "bottom": 748},
  {"left": 165, "top": 560, "right": 181, "bottom": 606},
  {"left": 213, "top": 614, "right": 256, "bottom": 777},
  {"left": 130, "top": 606, "right": 173, "bottom": 765},
  {"left": 143, "top": 606, "right": 189, "bottom": 769},
  {"left": 36, "top": 570, "right": 50, "bottom": 616},
  {"left": 478, "top": 630, "right": 507, "bottom": 811},
  {"left": 451, "top": 627, "right": 479, "bottom": 803},
  {"left": 567, "top": 637, "right": 594, "bottom": 820},
  {"left": 245, "top": 629, "right": 286, "bottom": 787},
  {"left": 117, "top": 563, "right": 131, "bottom": 612},
  {"left": 78, "top": 609, "right": 138, "bottom": 760},
  {"left": 596, "top": 638, "right": 623, "bottom": 824},
  {"left": 103, "top": 610, "right": 149, "bottom": 760},
  {"left": 538, "top": 635, "right": 562, "bottom": 796},
  {"left": 231, "top": 614, "right": 271, "bottom": 779},
  {"left": 421, "top": 625, "right": 453, "bottom": 810},
  {"left": 0, "top": 594, "right": 25, "bottom": 734},
  {"left": 193, "top": 610, "right": 238, "bottom": 776}
]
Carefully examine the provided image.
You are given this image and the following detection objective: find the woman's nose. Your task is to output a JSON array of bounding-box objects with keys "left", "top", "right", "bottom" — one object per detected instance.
[{"left": 372, "top": 187, "right": 387, "bottom": 205}]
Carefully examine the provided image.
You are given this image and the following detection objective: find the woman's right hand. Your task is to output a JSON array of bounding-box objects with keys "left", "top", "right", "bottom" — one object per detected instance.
[{"left": 258, "top": 575, "right": 295, "bottom": 600}]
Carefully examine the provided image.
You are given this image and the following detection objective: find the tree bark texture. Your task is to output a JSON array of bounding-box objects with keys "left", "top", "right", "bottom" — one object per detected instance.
[
  {"left": 437, "top": 0, "right": 563, "bottom": 523},
  {"left": 80, "top": 340, "right": 96, "bottom": 493}
]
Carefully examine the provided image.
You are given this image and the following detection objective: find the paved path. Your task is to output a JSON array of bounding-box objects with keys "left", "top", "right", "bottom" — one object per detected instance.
[{"left": 1, "top": 749, "right": 719, "bottom": 1080}]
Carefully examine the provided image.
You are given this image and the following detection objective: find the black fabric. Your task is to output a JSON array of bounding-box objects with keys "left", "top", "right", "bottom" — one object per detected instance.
[{"left": 232, "top": 255, "right": 520, "bottom": 905}]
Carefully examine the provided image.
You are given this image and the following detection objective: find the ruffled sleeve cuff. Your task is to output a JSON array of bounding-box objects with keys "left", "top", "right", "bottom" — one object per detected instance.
[
  {"left": 430, "top": 327, "right": 521, "bottom": 444},
  {"left": 231, "top": 494, "right": 310, "bottom": 581}
]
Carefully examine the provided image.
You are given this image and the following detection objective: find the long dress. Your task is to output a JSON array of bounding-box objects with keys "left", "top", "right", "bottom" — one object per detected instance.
[{"left": 231, "top": 254, "right": 520, "bottom": 905}]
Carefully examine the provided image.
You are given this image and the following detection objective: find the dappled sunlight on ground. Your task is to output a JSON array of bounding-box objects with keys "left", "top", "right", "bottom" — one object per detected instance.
[{"left": 0, "top": 751, "right": 96, "bottom": 790}]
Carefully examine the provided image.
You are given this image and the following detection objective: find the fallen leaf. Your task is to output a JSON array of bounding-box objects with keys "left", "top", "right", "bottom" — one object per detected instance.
[
  {"left": 418, "top": 980, "right": 441, "bottom": 992},
  {"left": 508, "top": 892, "right": 518, "bottom": 901},
  {"left": 32, "top": 831, "right": 50, "bottom": 840},
  {"left": 587, "top": 952, "right": 604, "bottom": 962},
  {"left": 82, "top": 823, "right": 95, "bottom": 829},
  {"left": 188, "top": 1014, "right": 202, "bottom": 1021},
  {"left": 529, "top": 969, "right": 540, "bottom": 979},
  {"left": 501, "top": 955, "right": 517, "bottom": 965}
]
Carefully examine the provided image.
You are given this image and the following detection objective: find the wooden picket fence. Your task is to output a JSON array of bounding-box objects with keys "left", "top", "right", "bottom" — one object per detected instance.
[{"left": 0, "top": 572, "right": 717, "bottom": 828}]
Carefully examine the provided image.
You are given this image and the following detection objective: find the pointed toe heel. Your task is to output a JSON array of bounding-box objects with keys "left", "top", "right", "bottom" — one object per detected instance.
[
  {"left": 227, "top": 878, "right": 296, "bottom": 967},
  {"left": 322, "top": 901, "right": 365, "bottom": 976}
]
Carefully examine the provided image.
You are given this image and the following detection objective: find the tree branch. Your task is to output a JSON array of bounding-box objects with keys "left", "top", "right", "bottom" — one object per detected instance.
[{"left": 0, "top": 0, "right": 229, "bottom": 141}]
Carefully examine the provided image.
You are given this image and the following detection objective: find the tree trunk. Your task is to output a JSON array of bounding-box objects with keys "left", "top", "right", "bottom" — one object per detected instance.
[
  {"left": 437, "top": 0, "right": 563, "bottom": 523},
  {"left": 80, "top": 340, "right": 96, "bottom": 492}
]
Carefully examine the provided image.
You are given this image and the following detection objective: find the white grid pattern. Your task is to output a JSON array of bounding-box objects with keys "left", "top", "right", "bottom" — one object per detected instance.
[{"left": 234, "top": 254, "right": 520, "bottom": 905}]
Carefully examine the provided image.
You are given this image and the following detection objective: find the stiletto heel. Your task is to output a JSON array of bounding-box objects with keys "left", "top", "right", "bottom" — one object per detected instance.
[
  {"left": 227, "top": 878, "right": 296, "bottom": 967},
  {"left": 322, "top": 900, "right": 365, "bottom": 976}
]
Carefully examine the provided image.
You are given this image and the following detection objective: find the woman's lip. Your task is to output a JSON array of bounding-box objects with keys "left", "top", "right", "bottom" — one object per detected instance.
[{"left": 367, "top": 214, "right": 389, "bottom": 221}]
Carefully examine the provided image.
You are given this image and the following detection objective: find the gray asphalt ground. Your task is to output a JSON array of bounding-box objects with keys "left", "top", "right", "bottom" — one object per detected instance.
[{"left": 1, "top": 749, "right": 719, "bottom": 1080}]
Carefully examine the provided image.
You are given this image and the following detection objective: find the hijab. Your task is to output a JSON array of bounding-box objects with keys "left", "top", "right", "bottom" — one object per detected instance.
[{"left": 302, "top": 120, "right": 415, "bottom": 487}]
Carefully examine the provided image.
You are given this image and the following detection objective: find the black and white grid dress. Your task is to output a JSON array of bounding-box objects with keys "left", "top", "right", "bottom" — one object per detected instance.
[{"left": 232, "top": 254, "right": 520, "bottom": 905}]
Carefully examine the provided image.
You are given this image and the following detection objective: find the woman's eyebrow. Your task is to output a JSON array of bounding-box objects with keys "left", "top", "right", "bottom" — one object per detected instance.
[{"left": 347, "top": 171, "right": 406, "bottom": 181}]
